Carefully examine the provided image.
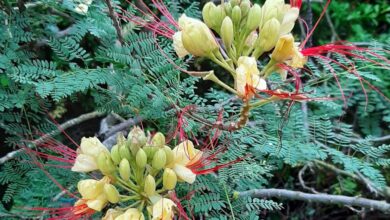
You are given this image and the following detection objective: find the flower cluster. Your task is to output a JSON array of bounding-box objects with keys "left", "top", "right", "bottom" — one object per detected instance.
[{"left": 65, "top": 126, "right": 224, "bottom": 219}]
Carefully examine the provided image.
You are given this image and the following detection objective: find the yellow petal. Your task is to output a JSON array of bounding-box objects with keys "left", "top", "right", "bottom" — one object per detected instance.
[
  {"left": 172, "top": 164, "right": 196, "bottom": 184},
  {"left": 86, "top": 194, "right": 108, "bottom": 211},
  {"left": 77, "top": 179, "right": 104, "bottom": 200},
  {"left": 103, "top": 209, "right": 123, "bottom": 220},
  {"left": 152, "top": 198, "right": 176, "bottom": 220},
  {"left": 79, "top": 137, "right": 109, "bottom": 157},
  {"left": 71, "top": 154, "right": 98, "bottom": 172},
  {"left": 172, "top": 32, "right": 189, "bottom": 58},
  {"left": 172, "top": 140, "right": 202, "bottom": 166},
  {"left": 115, "top": 208, "right": 145, "bottom": 220}
]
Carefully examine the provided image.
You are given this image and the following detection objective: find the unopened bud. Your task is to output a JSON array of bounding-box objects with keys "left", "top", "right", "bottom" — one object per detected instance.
[
  {"left": 179, "top": 14, "right": 219, "bottom": 57},
  {"left": 163, "top": 146, "right": 174, "bottom": 165},
  {"left": 245, "top": 4, "right": 262, "bottom": 32},
  {"left": 262, "top": 7, "right": 278, "bottom": 26},
  {"left": 202, "top": 2, "right": 217, "bottom": 29},
  {"left": 116, "top": 132, "right": 126, "bottom": 145},
  {"left": 151, "top": 132, "right": 165, "bottom": 148},
  {"left": 136, "top": 148, "right": 147, "bottom": 168},
  {"left": 230, "top": 0, "right": 240, "bottom": 7},
  {"left": 128, "top": 126, "right": 147, "bottom": 151},
  {"left": 143, "top": 145, "right": 158, "bottom": 160},
  {"left": 144, "top": 175, "right": 156, "bottom": 196},
  {"left": 213, "top": 5, "right": 226, "bottom": 31},
  {"left": 104, "top": 184, "right": 120, "bottom": 203},
  {"left": 232, "top": 6, "right": 242, "bottom": 27},
  {"left": 224, "top": 2, "right": 232, "bottom": 16},
  {"left": 240, "top": 0, "right": 251, "bottom": 17},
  {"left": 119, "top": 158, "right": 131, "bottom": 181},
  {"left": 259, "top": 18, "right": 280, "bottom": 52},
  {"left": 152, "top": 149, "right": 167, "bottom": 170},
  {"left": 97, "top": 152, "right": 116, "bottom": 175},
  {"left": 221, "top": 17, "right": 234, "bottom": 50},
  {"left": 163, "top": 168, "right": 177, "bottom": 190},
  {"left": 119, "top": 144, "right": 132, "bottom": 161},
  {"left": 110, "top": 144, "right": 121, "bottom": 165}
]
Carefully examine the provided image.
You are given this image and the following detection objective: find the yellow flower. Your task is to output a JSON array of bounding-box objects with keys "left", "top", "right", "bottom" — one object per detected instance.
[
  {"left": 115, "top": 208, "right": 145, "bottom": 220},
  {"left": 178, "top": 14, "right": 219, "bottom": 57},
  {"left": 152, "top": 198, "right": 176, "bottom": 220},
  {"left": 166, "top": 140, "right": 202, "bottom": 184},
  {"left": 279, "top": 5, "right": 300, "bottom": 35},
  {"left": 102, "top": 208, "right": 123, "bottom": 220},
  {"left": 271, "top": 34, "right": 306, "bottom": 68},
  {"left": 72, "top": 137, "right": 109, "bottom": 172},
  {"left": 235, "top": 56, "right": 267, "bottom": 97},
  {"left": 76, "top": 177, "right": 111, "bottom": 211}
]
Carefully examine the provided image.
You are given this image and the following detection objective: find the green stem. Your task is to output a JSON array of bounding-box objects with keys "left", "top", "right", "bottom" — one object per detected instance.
[
  {"left": 209, "top": 52, "right": 237, "bottom": 78},
  {"left": 203, "top": 72, "right": 238, "bottom": 95},
  {"left": 249, "top": 97, "right": 278, "bottom": 109},
  {"left": 224, "top": 184, "right": 236, "bottom": 220}
]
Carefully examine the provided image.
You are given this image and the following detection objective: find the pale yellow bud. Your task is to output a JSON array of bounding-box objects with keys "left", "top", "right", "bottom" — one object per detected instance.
[
  {"left": 97, "top": 152, "right": 116, "bottom": 175},
  {"left": 151, "top": 132, "right": 166, "bottom": 148},
  {"left": 104, "top": 184, "right": 120, "bottom": 203},
  {"left": 144, "top": 175, "right": 156, "bottom": 196},
  {"left": 232, "top": 6, "right": 242, "bottom": 27},
  {"left": 224, "top": 2, "right": 232, "bottom": 16},
  {"left": 152, "top": 198, "right": 176, "bottom": 220},
  {"left": 119, "top": 158, "right": 131, "bottom": 181},
  {"left": 245, "top": 4, "right": 262, "bottom": 32},
  {"left": 78, "top": 179, "right": 104, "bottom": 200},
  {"left": 163, "top": 146, "right": 174, "bottom": 165},
  {"left": 179, "top": 14, "right": 219, "bottom": 57},
  {"left": 280, "top": 7, "right": 299, "bottom": 35},
  {"left": 240, "top": 0, "right": 251, "bottom": 17},
  {"left": 253, "top": 18, "right": 281, "bottom": 58},
  {"left": 143, "top": 145, "right": 158, "bottom": 160},
  {"left": 119, "top": 144, "right": 131, "bottom": 161},
  {"left": 116, "top": 208, "right": 145, "bottom": 220},
  {"left": 221, "top": 17, "right": 234, "bottom": 50},
  {"left": 163, "top": 168, "right": 177, "bottom": 190},
  {"left": 128, "top": 126, "right": 147, "bottom": 151},
  {"left": 110, "top": 144, "right": 121, "bottom": 165},
  {"left": 230, "top": 0, "right": 240, "bottom": 7},
  {"left": 152, "top": 149, "right": 167, "bottom": 170},
  {"left": 202, "top": 2, "right": 217, "bottom": 28},
  {"left": 136, "top": 148, "right": 147, "bottom": 168}
]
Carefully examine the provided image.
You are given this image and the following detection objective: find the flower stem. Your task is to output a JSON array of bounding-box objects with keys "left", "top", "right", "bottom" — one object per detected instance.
[{"left": 203, "top": 72, "right": 238, "bottom": 95}]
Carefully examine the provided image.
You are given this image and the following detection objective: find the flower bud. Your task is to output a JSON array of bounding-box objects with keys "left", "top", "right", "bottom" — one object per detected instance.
[
  {"left": 136, "top": 148, "right": 147, "bottom": 168},
  {"left": 97, "top": 152, "right": 116, "bottom": 175},
  {"left": 115, "top": 208, "right": 144, "bottom": 220},
  {"left": 221, "top": 17, "right": 234, "bottom": 50},
  {"left": 110, "top": 144, "right": 121, "bottom": 165},
  {"left": 230, "top": 0, "right": 240, "bottom": 7},
  {"left": 119, "top": 158, "right": 131, "bottom": 181},
  {"left": 128, "top": 126, "right": 147, "bottom": 152},
  {"left": 202, "top": 2, "right": 217, "bottom": 29},
  {"left": 104, "top": 184, "right": 120, "bottom": 203},
  {"left": 224, "top": 2, "right": 232, "bottom": 16},
  {"left": 179, "top": 14, "right": 219, "bottom": 57},
  {"left": 143, "top": 145, "right": 158, "bottom": 160},
  {"left": 173, "top": 32, "right": 189, "bottom": 58},
  {"left": 119, "top": 144, "right": 131, "bottom": 161},
  {"left": 144, "top": 175, "right": 156, "bottom": 196},
  {"left": 102, "top": 208, "right": 123, "bottom": 220},
  {"left": 163, "top": 168, "right": 177, "bottom": 190},
  {"left": 262, "top": 7, "right": 278, "bottom": 26},
  {"left": 152, "top": 149, "right": 167, "bottom": 170},
  {"left": 245, "top": 4, "right": 262, "bottom": 32},
  {"left": 151, "top": 132, "right": 165, "bottom": 148},
  {"left": 231, "top": 6, "right": 242, "bottom": 27},
  {"left": 213, "top": 5, "right": 227, "bottom": 31},
  {"left": 240, "top": 0, "right": 251, "bottom": 17},
  {"left": 256, "top": 18, "right": 280, "bottom": 56},
  {"left": 163, "top": 146, "right": 174, "bottom": 165}
]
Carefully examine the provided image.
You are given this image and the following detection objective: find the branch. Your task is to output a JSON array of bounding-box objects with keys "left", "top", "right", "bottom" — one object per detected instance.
[
  {"left": 101, "top": 116, "right": 143, "bottom": 139},
  {"left": 238, "top": 188, "right": 390, "bottom": 212},
  {"left": 0, "top": 111, "right": 105, "bottom": 164},
  {"left": 104, "top": 0, "right": 124, "bottom": 45}
]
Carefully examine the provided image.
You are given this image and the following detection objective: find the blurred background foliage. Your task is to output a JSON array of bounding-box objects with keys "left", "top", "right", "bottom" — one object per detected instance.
[{"left": 0, "top": 0, "right": 389, "bottom": 219}]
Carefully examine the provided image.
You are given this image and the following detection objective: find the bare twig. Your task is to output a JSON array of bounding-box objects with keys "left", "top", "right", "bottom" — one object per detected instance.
[
  {"left": 298, "top": 164, "right": 320, "bottom": 193},
  {"left": 0, "top": 111, "right": 105, "bottom": 164},
  {"left": 101, "top": 116, "right": 143, "bottom": 139},
  {"left": 104, "top": 0, "right": 124, "bottom": 45},
  {"left": 238, "top": 188, "right": 390, "bottom": 212}
]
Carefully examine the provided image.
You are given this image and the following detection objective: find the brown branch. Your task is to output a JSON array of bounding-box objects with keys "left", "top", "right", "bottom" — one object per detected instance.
[
  {"left": 0, "top": 111, "right": 105, "bottom": 164},
  {"left": 101, "top": 116, "right": 143, "bottom": 139},
  {"left": 104, "top": 0, "right": 124, "bottom": 45},
  {"left": 238, "top": 188, "right": 390, "bottom": 212}
]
